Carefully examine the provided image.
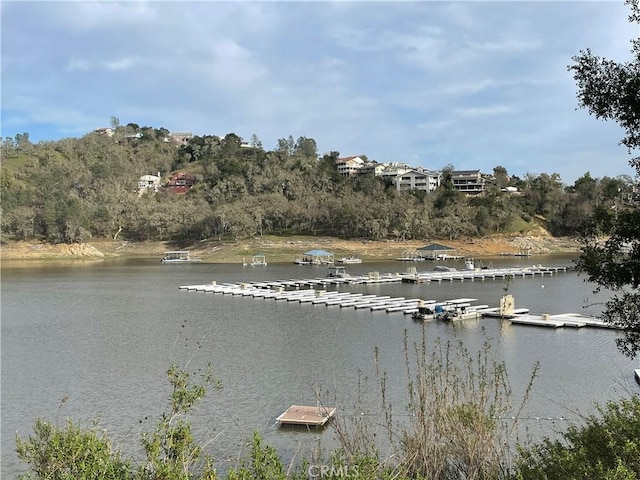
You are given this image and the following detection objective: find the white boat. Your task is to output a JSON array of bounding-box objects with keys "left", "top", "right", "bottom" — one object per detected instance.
[
  {"left": 336, "top": 256, "right": 362, "bottom": 264},
  {"left": 161, "top": 251, "right": 201, "bottom": 263},
  {"left": 293, "top": 258, "right": 313, "bottom": 265},
  {"left": 244, "top": 253, "right": 267, "bottom": 267},
  {"left": 412, "top": 302, "right": 480, "bottom": 322},
  {"left": 327, "top": 265, "right": 351, "bottom": 278}
]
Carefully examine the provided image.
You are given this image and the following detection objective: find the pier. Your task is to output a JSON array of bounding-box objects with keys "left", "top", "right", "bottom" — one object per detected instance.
[
  {"left": 178, "top": 264, "right": 618, "bottom": 330},
  {"left": 183, "top": 264, "right": 570, "bottom": 292}
]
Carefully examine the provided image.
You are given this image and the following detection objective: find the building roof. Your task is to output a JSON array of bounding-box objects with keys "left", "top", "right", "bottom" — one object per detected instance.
[
  {"left": 303, "top": 249, "right": 333, "bottom": 256},
  {"left": 417, "top": 243, "right": 455, "bottom": 252}
]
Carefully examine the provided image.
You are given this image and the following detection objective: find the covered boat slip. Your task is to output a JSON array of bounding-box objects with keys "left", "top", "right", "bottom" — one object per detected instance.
[{"left": 294, "top": 249, "right": 335, "bottom": 265}]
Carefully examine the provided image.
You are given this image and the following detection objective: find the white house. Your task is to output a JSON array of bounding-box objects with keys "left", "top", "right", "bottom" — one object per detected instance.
[
  {"left": 138, "top": 173, "right": 162, "bottom": 196},
  {"left": 358, "top": 161, "right": 387, "bottom": 176},
  {"left": 335, "top": 156, "right": 366, "bottom": 176},
  {"left": 94, "top": 127, "right": 114, "bottom": 137},
  {"left": 394, "top": 169, "right": 441, "bottom": 193}
]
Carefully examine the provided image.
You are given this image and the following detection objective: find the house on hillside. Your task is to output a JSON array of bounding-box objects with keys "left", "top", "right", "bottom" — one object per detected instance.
[
  {"left": 335, "top": 156, "right": 365, "bottom": 176},
  {"left": 451, "top": 170, "right": 486, "bottom": 195},
  {"left": 138, "top": 173, "right": 162, "bottom": 196},
  {"left": 166, "top": 172, "right": 196, "bottom": 194},
  {"left": 94, "top": 127, "right": 114, "bottom": 137},
  {"left": 164, "top": 132, "right": 193, "bottom": 146},
  {"left": 379, "top": 163, "right": 413, "bottom": 181},
  {"left": 394, "top": 169, "right": 441, "bottom": 193}
]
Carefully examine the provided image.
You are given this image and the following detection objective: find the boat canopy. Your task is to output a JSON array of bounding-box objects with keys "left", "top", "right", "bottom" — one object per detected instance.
[
  {"left": 164, "top": 251, "right": 191, "bottom": 258},
  {"left": 417, "top": 243, "right": 456, "bottom": 259},
  {"left": 303, "top": 249, "right": 333, "bottom": 256}
]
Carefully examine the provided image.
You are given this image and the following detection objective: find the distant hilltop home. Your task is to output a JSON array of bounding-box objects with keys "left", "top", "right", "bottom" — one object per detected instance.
[
  {"left": 332, "top": 156, "right": 500, "bottom": 196},
  {"left": 335, "top": 157, "right": 442, "bottom": 194},
  {"left": 394, "top": 168, "right": 441, "bottom": 193},
  {"left": 335, "top": 156, "right": 366, "bottom": 176},
  {"left": 166, "top": 172, "right": 196, "bottom": 194},
  {"left": 138, "top": 173, "right": 162, "bottom": 196},
  {"left": 164, "top": 132, "right": 193, "bottom": 146},
  {"left": 94, "top": 127, "right": 114, "bottom": 137},
  {"left": 450, "top": 170, "right": 486, "bottom": 195}
]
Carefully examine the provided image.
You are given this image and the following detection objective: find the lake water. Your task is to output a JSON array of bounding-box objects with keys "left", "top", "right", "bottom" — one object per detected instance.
[{"left": 2, "top": 255, "right": 639, "bottom": 477}]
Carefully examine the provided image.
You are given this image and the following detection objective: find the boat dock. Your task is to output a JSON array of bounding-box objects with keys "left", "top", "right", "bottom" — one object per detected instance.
[
  {"left": 400, "top": 265, "right": 567, "bottom": 284},
  {"left": 180, "top": 282, "right": 429, "bottom": 314},
  {"left": 276, "top": 405, "right": 336, "bottom": 427},
  {"left": 179, "top": 277, "right": 618, "bottom": 330},
  {"left": 183, "top": 265, "right": 569, "bottom": 291},
  {"left": 506, "top": 313, "right": 617, "bottom": 329}
]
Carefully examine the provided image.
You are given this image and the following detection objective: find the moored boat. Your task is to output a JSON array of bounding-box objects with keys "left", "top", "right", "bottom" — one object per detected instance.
[
  {"left": 161, "top": 251, "right": 201, "bottom": 263},
  {"left": 327, "top": 265, "right": 351, "bottom": 278},
  {"left": 337, "top": 256, "right": 362, "bottom": 264}
]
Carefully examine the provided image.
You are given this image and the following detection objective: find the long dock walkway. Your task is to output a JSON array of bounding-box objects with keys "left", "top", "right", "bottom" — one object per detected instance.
[
  {"left": 187, "top": 265, "right": 569, "bottom": 291},
  {"left": 178, "top": 264, "right": 619, "bottom": 330}
]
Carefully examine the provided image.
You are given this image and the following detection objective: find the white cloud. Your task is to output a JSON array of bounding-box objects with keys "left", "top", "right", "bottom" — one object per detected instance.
[
  {"left": 1, "top": 0, "right": 637, "bottom": 183},
  {"left": 454, "top": 104, "right": 517, "bottom": 119}
]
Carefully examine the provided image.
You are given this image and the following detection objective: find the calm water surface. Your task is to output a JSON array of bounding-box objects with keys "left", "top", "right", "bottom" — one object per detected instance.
[{"left": 2, "top": 256, "right": 639, "bottom": 477}]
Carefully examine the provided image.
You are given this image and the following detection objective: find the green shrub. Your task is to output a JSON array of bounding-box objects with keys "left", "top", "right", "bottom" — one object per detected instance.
[
  {"left": 515, "top": 396, "right": 640, "bottom": 480},
  {"left": 16, "top": 418, "right": 132, "bottom": 480}
]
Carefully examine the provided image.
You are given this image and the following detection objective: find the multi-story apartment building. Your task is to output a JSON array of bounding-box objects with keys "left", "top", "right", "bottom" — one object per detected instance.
[
  {"left": 394, "top": 169, "right": 441, "bottom": 193},
  {"left": 450, "top": 170, "right": 486, "bottom": 195}
]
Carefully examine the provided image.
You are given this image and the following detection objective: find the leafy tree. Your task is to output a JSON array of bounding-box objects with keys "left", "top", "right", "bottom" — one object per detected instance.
[
  {"left": 249, "top": 133, "right": 262, "bottom": 150},
  {"left": 493, "top": 165, "right": 510, "bottom": 189},
  {"left": 294, "top": 136, "right": 317, "bottom": 161},
  {"left": 570, "top": 0, "right": 640, "bottom": 357}
]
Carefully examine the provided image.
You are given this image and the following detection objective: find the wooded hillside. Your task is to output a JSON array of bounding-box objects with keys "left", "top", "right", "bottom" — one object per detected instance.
[{"left": 1, "top": 127, "right": 633, "bottom": 244}]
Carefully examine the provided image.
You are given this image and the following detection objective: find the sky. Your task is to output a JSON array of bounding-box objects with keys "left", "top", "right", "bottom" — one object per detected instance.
[{"left": 1, "top": 1, "right": 638, "bottom": 185}]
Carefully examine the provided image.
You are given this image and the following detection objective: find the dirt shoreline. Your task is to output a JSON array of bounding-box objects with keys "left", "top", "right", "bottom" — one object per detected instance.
[{"left": 0, "top": 234, "right": 581, "bottom": 264}]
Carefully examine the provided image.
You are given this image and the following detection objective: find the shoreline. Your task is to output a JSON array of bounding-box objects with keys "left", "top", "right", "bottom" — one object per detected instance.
[{"left": 0, "top": 234, "right": 582, "bottom": 264}]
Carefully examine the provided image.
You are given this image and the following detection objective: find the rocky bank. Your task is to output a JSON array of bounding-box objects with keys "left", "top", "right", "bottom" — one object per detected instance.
[{"left": 1, "top": 233, "right": 581, "bottom": 263}]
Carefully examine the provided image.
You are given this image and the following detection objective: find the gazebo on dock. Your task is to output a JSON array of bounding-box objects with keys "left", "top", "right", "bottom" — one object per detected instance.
[
  {"left": 297, "top": 249, "right": 334, "bottom": 265},
  {"left": 418, "top": 243, "right": 457, "bottom": 260}
]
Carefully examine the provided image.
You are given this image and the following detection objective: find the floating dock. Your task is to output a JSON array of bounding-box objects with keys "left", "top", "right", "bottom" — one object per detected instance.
[
  {"left": 276, "top": 405, "right": 336, "bottom": 427},
  {"left": 178, "top": 265, "right": 620, "bottom": 330}
]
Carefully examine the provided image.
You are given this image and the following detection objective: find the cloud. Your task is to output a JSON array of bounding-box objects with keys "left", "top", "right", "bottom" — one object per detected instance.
[
  {"left": 65, "top": 57, "right": 135, "bottom": 72},
  {"left": 1, "top": 0, "right": 637, "bottom": 183}
]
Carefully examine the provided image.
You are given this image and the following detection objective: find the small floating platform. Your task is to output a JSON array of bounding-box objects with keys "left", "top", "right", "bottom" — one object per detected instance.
[{"left": 276, "top": 405, "right": 336, "bottom": 427}]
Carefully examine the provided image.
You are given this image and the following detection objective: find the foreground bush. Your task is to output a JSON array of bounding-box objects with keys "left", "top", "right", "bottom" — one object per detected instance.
[{"left": 515, "top": 396, "right": 640, "bottom": 480}]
